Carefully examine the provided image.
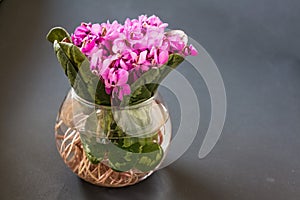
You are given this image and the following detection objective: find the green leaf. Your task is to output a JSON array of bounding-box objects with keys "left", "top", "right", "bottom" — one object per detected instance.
[
  {"left": 53, "top": 41, "right": 111, "bottom": 105},
  {"left": 166, "top": 53, "right": 185, "bottom": 68},
  {"left": 46, "top": 27, "right": 71, "bottom": 43},
  {"left": 79, "top": 59, "right": 111, "bottom": 106},
  {"left": 53, "top": 41, "right": 91, "bottom": 99},
  {"left": 108, "top": 149, "right": 138, "bottom": 172},
  {"left": 80, "top": 107, "right": 164, "bottom": 172},
  {"left": 135, "top": 143, "right": 163, "bottom": 172},
  {"left": 132, "top": 86, "right": 152, "bottom": 104},
  {"left": 58, "top": 42, "right": 86, "bottom": 69},
  {"left": 86, "top": 152, "right": 101, "bottom": 164}
]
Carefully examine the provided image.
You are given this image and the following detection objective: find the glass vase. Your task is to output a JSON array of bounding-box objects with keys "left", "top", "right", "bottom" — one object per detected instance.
[{"left": 54, "top": 88, "right": 171, "bottom": 187}]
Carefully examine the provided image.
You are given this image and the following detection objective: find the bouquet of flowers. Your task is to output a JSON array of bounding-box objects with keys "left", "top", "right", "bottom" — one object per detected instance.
[{"left": 47, "top": 15, "right": 197, "bottom": 186}]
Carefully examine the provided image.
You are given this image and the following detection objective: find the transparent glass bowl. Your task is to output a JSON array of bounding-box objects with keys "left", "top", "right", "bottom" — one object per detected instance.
[{"left": 55, "top": 88, "right": 171, "bottom": 187}]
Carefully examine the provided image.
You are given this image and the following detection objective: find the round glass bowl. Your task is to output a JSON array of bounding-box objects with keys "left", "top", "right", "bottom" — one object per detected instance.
[{"left": 55, "top": 88, "right": 171, "bottom": 187}]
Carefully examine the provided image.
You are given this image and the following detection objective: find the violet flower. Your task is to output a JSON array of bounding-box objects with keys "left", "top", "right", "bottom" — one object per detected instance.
[
  {"left": 102, "top": 68, "right": 131, "bottom": 100},
  {"left": 72, "top": 15, "right": 198, "bottom": 100}
]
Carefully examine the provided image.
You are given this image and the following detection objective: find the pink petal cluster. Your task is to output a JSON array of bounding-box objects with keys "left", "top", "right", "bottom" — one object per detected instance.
[{"left": 71, "top": 15, "right": 198, "bottom": 100}]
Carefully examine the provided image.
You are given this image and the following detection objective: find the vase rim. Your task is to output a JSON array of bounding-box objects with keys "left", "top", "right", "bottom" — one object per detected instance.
[{"left": 70, "top": 88, "right": 159, "bottom": 110}]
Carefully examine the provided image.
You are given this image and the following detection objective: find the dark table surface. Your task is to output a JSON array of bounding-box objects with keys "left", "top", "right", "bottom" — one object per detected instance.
[{"left": 1, "top": 0, "right": 299, "bottom": 199}]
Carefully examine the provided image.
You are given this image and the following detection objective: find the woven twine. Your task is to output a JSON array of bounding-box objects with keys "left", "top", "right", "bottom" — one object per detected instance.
[{"left": 54, "top": 99, "right": 159, "bottom": 187}]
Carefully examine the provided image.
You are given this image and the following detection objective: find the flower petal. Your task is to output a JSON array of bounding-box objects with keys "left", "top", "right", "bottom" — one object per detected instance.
[
  {"left": 138, "top": 50, "right": 147, "bottom": 64},
  {"left": 116, "top": 69, "right": 129, "bottom": 85},
  {"left": 189, "top": 44, "right": 198, "bottom": 56},
  {"left": 91, "top": 23, "right": 101, "bottom": 35},
  {"left": 158, "top": 50, "right": 169, "bottom": 64},
  {"left": 105, "top": 86, "right": 112, "bottom": 95}
]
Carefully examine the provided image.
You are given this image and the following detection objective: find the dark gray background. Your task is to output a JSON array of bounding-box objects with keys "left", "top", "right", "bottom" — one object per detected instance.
[{"left": 0, "top": 0, "right": 299, "bottom": 199}]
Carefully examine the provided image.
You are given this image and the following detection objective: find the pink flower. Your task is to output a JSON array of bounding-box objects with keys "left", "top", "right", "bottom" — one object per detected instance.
[
  {"left": 90, "top": 23, "right": 101, "bottom": 35},
  {"left": 189, "top": 44, "right": 198, "bottom": 56},
  {"left": 81, "top": 36, "right": 97, "bottom": 55},
  {"left": 102, "top": 68, "right": 131, "bottom": 100},
  {"left": 90, "top": 49, "right": 114, "bottom": 74},
  {"left": 165, "top": 30, "right": 188, "bottom": 52},
  {"left": 148, "top": 48, "right": 168, "bottom": 65},
  {"left": 158, "top": 50, "right": 169, "bottom": 64},
  {"left": 72, "top": 23, "right": 92, "bottom": 46},
  {"left": 146, "top": 15, "right": 168, "bottom": 28},
  {"left": 145, "top": 26, "right": 165, "bottom": 49},
  {"left": 101, "top": 20, "right": 123, "bottom": 40},
  {"left": 71, "top": 15, "right": 198, "bottom": 100},
  {"left": 112, "top": 37, "right": 128, "bottom": 54},
  {"left": 71, "top": 22, "right": 103, "bottom": 55}
]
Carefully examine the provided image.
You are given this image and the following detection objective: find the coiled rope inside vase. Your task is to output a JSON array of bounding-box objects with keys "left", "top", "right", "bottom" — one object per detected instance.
[{"left": 54, "top": 100, "right": 163, "bottom": 187}]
